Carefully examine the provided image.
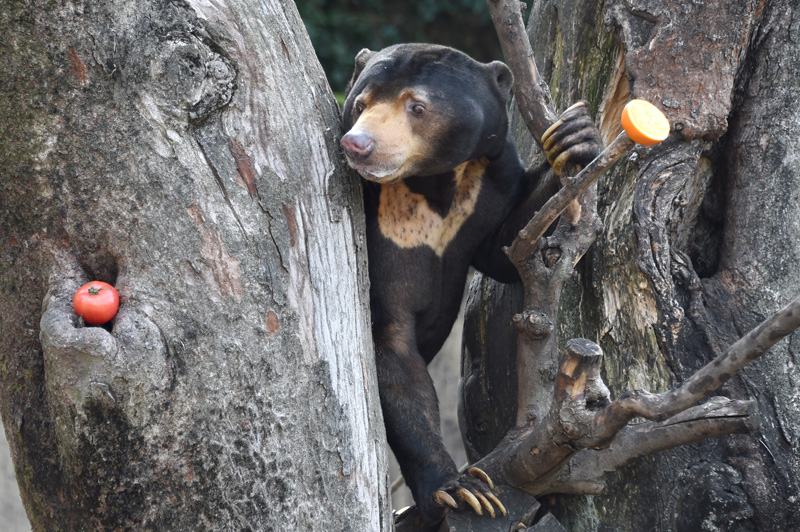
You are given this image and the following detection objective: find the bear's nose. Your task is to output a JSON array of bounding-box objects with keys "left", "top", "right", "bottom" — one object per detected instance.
[{"left": 341, "top": 130, "right": 375, "bottom": 160}]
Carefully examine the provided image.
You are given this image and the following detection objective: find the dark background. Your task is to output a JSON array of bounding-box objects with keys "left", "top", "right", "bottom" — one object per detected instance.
[{"left": 295, "top": 0, "right": 532, "bottom": 92}]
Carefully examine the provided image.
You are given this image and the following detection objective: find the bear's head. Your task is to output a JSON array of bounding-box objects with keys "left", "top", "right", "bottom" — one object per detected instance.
[{"left": 341, "top": 44, "right": 514, "bottom": 184}]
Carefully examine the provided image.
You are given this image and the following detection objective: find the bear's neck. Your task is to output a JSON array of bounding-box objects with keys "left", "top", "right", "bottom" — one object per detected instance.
[
  {"left": 401, "top": 133, "right": 521, "bottom": 217},
  {"left": 402, "top": 156, "right": 487, "bottom": 217},
  {"left": 403, "top": 172, "right": 459, "bottom": 217}
]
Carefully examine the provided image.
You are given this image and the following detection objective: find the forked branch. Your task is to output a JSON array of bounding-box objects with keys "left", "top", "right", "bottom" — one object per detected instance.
[
  {"left": 539, "top": 397, "right": 758, "bottom": 495},
  {"left": 442, "top": 0, "right": 800, "bottom": 528},
  {"left": 505, "top": 130, "right": 634, "bottom": 264},
  {"left": 473, "top": 295, "right": 800, "bottom": 496},
  {"left": 585, "top": 294, "right": 800, "bottom": 447}
]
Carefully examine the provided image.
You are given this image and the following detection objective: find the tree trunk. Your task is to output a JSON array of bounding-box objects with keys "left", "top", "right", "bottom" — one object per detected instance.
[
  {"left": 462, "top": 0, "right": 800, "bottom": 530},
  {"left": 0, "top": 1, "right": 390, "bottom": 530}
]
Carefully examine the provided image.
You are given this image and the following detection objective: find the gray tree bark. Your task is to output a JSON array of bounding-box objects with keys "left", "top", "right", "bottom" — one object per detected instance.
[
  {"left": 0, "top": 1, "right": 390, "bottom": 530},
  {"left": 462, "top": 0, "right": 800, "bottom": 530}
]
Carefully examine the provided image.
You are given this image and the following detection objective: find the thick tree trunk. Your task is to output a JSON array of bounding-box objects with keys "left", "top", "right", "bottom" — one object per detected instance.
[
  {"left": 0, "top": 1, "right": 390, "bottom": 530},
  {"left": 462, "top": 0, "right": 800, "bottom": 530}
]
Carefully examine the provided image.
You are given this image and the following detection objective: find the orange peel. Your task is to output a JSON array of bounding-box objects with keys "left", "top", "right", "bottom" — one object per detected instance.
[{"left": 621, "top": 99, "right": 670, "bottom": 146}]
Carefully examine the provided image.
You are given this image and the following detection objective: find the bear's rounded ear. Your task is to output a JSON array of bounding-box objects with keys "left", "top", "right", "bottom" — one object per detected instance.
[
  {"left": 345, "top": 48, "right": 376, "bottom": 97},
  {"left": 486, "top": 61, "right": 514, "bottom": 99},
  {"left": 354, "top": 48, "right": 376, "bottom": 74}
]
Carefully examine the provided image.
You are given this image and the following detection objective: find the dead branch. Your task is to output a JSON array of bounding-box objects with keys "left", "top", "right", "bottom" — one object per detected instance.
[
  {"left": 540, "top": 397, "right": 759, "bottom": 495},
  {"left": 505, "top": 131, "right": 634, "bottom": 265},
  {"left": 471, "top": 295, "right": 800, "bottom": 497},
  {"left": 584, "top": 294, "right": 800, "bottom": 447},
  {"left": 486, "top": 0, "right": 557, "bottom": 143}
]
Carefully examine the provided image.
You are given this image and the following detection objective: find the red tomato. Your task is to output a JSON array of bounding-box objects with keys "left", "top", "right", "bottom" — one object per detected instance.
[{"left": 73, "top": 281, "right": 120, "bottom": 325}]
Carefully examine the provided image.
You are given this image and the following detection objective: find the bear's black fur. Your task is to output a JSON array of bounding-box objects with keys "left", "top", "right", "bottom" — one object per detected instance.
[{"left": 341, "top": 43, "right": 602, "bottom": 524}]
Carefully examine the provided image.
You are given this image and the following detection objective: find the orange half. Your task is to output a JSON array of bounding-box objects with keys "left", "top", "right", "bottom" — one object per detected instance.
[{"left": 621, "top": 99, "right": 670, "bottom": 146}]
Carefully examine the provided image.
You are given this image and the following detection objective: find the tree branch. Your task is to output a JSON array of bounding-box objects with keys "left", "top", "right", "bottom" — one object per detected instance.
[
  {"left": 506, "top": 131, "right": 634, "bottom": 265},
  {"left": 486, "top": 0, "right": 557, "bottom": 143},
  {"left": 539, "top": 397, "right": 759, "bottom": 495},
  {"left": 585, "top": 293, "right": 800, "bottom": 447},
  {"left": 473, "top": 295, "right": 800, "bottom": 497}
]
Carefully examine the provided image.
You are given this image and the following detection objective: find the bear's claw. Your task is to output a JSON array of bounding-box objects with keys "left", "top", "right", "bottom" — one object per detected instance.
[
  {"left": 473, "top": 490, "right": 495, "bottom": 518},
  {"left": 434, "top": 490, "right": 459, "bottom": 509},
  {"left": 432, "top": 468, "right": 507, "bottom": 519},
  {"left": 539, "top": 100, "right": 602, "bottom": 176},
  {"left": 484, "top": 491, "right": 507, "bottom": 516},
  {"left": 467, "top": 466, "right": 495, "bottom": 490},
  {"left": 457, "top": 488, "right": 484, "bottom": 515}
]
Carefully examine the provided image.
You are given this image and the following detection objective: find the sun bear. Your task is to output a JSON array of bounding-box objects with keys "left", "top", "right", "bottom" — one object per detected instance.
[{"left": 340, "top": 43, "right": 602, "bottom": 525}]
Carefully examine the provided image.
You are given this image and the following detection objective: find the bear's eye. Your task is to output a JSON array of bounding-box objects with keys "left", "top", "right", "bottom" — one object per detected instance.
[
  {"left": 354, "top": 101, "right": 366, "bottom": 114},
  {"left": 410, "top": 102, "right": 427, "bottom": 116}
]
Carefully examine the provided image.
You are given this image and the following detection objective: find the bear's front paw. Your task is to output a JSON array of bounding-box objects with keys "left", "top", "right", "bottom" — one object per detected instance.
[
  {"left": 541, "top": 101, "right": 603, "bottom": 175},
  {"left": 431, "top": 467, "right": 507, "bottom": 519}
]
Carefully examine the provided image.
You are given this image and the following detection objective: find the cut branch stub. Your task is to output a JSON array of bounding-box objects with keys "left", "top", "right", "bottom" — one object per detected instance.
[
  {"left": 553, "top": 339, "right": 609, "bottom": 444},
  {"left": 554, "top": 339, "right": 604, "bottom": 406},
  {"left": 513, "top": 309, "right": 553, "bottom": 339}
]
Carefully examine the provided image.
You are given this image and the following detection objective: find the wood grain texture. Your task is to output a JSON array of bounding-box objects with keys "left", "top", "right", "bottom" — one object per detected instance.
[
  {"left": 0, "top": 1, "right": 389, "bottom": 530},
  {"left": 462, "top": 0, "right": 800, "bottom": 530}
]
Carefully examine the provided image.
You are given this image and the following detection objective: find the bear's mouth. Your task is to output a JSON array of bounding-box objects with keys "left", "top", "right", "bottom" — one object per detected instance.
[{"left": 349, "top": 161, "right": 405, "bottom": 183}]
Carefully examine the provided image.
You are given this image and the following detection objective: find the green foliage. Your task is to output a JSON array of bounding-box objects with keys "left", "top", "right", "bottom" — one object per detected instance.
[{"left": 296, "top": 0, "right": 515, "bottom": 92}]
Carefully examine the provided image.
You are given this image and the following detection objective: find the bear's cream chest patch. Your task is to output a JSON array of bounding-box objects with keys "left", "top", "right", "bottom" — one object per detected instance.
[{"left": 377, "top": 158, "right": 486, "bottom": 256}]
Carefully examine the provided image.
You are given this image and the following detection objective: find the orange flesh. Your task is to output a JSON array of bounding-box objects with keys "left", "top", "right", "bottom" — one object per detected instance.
[{"left": 621, "top": 99, "right": 670, "bottom": 146}]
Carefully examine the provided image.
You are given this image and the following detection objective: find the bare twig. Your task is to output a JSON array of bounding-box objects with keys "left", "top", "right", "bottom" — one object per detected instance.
[
  {"left": 505, "top": 131, "right": 635, "bottom": 265},
  {"left": 486, "top": 0, "right": 558, "bottom": 143},
  {"left": 539, "top": 398, "right": 758, "bottom": 495},
  {"left": 584, "top": 294, "right": 800, "bottom": 447}
]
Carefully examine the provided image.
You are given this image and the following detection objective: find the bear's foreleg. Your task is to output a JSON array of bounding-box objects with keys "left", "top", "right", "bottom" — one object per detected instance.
[{"left": 376, "top": 339, "right": 503, "bottom": 524}]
